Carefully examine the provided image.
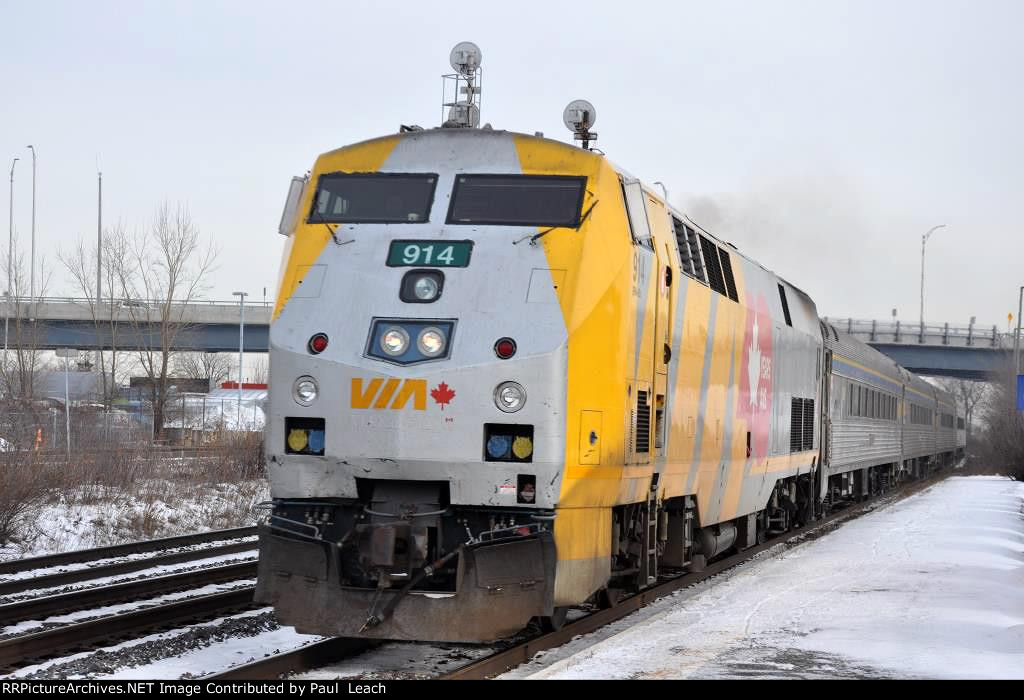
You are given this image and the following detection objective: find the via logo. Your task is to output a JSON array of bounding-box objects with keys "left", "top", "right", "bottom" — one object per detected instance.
[{"left": 350, "top": 378, "right": 455, "bottom": 411}]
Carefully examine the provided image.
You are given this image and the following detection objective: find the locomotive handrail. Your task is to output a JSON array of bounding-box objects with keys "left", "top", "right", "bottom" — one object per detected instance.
[{"left": 267, "top": 515, "right": 323, "bottom": 542}]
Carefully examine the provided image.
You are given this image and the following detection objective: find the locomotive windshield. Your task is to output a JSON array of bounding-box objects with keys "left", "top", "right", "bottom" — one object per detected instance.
[
  {"left": 309, "top": 173, "right": 437, "bottom": 224},
  {"left": 446, "top": 174, "right": 586, "bottom": 227}
]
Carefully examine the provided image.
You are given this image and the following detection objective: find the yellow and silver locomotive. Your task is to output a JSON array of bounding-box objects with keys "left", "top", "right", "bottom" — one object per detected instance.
[{"left": 256, "top": 44, "right": 962, "bottom": 642}]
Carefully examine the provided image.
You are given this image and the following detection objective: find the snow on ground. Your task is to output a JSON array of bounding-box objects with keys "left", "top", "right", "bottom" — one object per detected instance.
[
  {"left": 292, "top": 642, "right": 498, "bottom": 681},
  {"left": 110, "top": 617, "right": 318, "bottom": 680},
  {"left": 1, "top": 608, "right": 313, "bottom": 679},
  {"left": 508, "top": 476, "right": 1024, "bottom": 680},
  {"left": 0, "top": 479, "right": 267, "bottom": 562}
]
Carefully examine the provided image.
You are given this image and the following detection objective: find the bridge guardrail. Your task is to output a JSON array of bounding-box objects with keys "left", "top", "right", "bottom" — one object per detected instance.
[
  {"left": 822, "top": 317, "right": 1013, "bottom": 349},
  {"left": 1, "top": 295, "right": 275, "bottom": 308}
]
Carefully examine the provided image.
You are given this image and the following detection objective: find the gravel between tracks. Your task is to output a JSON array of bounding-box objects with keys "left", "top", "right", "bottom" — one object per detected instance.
[{"left": 3, "top": 609, "right": 290, "bottom": 679}]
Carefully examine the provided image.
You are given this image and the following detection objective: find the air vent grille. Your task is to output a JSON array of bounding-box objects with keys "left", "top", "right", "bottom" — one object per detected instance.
[
  {"left": 636, "top": 390, "right": 651, "bottom": 453},
  {"left": 719, "top": 248, "right": 738, "bottom": 301},
  {"left": 790, "top": 397, "right": 815, "bottom": 452},
  {"left": 700, "top": 236, "right": 727, "bottom": 297}
]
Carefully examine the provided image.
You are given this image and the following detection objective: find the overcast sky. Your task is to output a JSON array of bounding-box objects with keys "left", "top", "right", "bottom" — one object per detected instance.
[{"left": 2, "top": 0, "right": 1021, "bottom": 328}]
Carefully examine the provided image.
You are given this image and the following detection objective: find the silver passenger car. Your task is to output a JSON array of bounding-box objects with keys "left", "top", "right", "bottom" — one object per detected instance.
[
  {"left": 821, "top": 321, "right": 960, "bottom": 485},
  {"left": 821, "top": 323, "right": 903, "bottom": 477}
]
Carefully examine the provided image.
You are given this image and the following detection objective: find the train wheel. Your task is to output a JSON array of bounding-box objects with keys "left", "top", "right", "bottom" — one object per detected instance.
[{"left": 540, "top": 606, "right": 570, "bottom": 632}]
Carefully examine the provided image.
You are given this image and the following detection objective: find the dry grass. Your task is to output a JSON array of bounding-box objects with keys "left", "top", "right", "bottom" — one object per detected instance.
[
  {"left": 0, "top": 433, "right": 267, "bottom": 555},
  {"left": 0, "top": 452, "right": 56, "bottom": 546}
]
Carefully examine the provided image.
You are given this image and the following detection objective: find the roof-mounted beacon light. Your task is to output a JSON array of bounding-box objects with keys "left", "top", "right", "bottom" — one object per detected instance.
[
  {"left": 563, "top": 99, "right": 598, "bottom": 150},
  {"left": 442, "top": 42, "right": 482, "bottom": 129}
]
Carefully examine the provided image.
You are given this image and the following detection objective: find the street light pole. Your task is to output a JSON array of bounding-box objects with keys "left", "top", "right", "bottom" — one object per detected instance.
[
  {"left": 26, "top": 145, "right": 35, "bottom": 317},
  {"left": 1014, "top": 285, "right": 1023, "bottom": 376},
  {"left": 232, "top": 291, "right": 248, "bottom": 428},
  {"left": 5, "top": 157, "right": 17, "bottom": 368},
  {"left": 96, "top": 171, "right": 102, "bottom": 374},
  {"left": 919, "top": 224, "right": 946, "bottom": 341},
  {"left": 64, "top": 352, "right": 70, "bottom": 457}
]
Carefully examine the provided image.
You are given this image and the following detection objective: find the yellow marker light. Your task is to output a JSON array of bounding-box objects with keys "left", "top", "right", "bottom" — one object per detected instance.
[
  {"left": 288, "top": 429, "right": 309, "bottom": 452},
  {"left": 512, "top": 436, "right": 533, "bottom": 460}
]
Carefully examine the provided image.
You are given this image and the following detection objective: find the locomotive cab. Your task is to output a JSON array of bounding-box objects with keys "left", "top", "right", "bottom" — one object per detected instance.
[{"left": 256, "top": 126, "right": 603, "bottom": 641}]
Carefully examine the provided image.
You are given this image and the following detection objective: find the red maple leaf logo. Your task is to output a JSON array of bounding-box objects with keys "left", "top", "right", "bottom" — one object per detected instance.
[{"left": 430, "top": 382, "right": 455, "bottom": 410}]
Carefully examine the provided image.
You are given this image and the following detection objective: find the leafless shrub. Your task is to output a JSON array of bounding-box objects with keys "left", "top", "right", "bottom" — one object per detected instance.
[
  {"left": 974, "top": 364, "right": 1024, "bottom": 481},
  {"left": 0, "top": 451, "right": 59, "bottom": 546}
]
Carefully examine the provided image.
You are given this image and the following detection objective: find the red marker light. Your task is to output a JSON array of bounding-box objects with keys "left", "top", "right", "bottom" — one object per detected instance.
[
  {"left": 308, "top": 333, "right": 329, "bottom": 355},
  {"left": 494, "top": 338, "right": 517, "bottom": 360}
]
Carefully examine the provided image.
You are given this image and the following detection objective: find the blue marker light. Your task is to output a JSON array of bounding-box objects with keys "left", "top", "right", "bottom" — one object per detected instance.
[
  {"left": 308, "top": 430, "right": 325, "bottom": 453},
  {"left": 486, "top": 435, "right": 511, "bottom": 459}
]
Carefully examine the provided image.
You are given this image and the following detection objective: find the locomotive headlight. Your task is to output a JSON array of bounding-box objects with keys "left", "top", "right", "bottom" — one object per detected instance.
[
  {"left": 494, "top": 381, "right": 526, "bottom": 413},
  {"left": 380, "top": 326, "right": 410, "bottom": 356},
  {"left": 293, "top": 376, "right": 319, "bottom": 406},
  {"left": 400, "top": 270, "right": 444, "bottom": 304},
  {"left": 413, "top": 275, "right": 440, "bottom": 301},
  {"left": 417, "top": 327, "right": 446, "bottom": 357}
]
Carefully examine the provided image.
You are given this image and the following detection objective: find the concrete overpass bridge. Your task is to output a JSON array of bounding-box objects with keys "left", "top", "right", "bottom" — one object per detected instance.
[
  {"left": 0, "top": 300, "right": 1012, "bottom": 380},
  {"left": 822, "top": 317, "right": 1014, "bottom": 381},
  {"left": 0, "top": 297, "right": 271, "bottom": 353}
]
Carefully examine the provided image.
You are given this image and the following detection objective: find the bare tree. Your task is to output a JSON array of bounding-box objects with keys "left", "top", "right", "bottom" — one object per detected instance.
[
  {"left": 938, "top": 377, "right": 987, "bottom": 443},
  {"left": 58, "top": 226, "right": 130, "bottom": 406},
  {"left": 247, "top": 355, "right": 269, "bottom": 384},
  {"left": 1, "top": 239, "right": 53, "bottom": 400},
  {"left": 173, "top": 352, "right": 232, "bottom": 388},
  {"left": 109, "top": 204, "right": 217, "bottom": 441}
]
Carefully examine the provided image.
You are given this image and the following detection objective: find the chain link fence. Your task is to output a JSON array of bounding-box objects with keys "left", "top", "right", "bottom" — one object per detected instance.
[{"left": 1, "top": 396, "right": 264, "bottom": 452}]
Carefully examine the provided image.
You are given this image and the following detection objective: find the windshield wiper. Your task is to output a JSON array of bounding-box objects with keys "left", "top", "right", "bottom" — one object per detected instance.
[{"left": 517, "top": 198, "right": 599, "bottom": 246}]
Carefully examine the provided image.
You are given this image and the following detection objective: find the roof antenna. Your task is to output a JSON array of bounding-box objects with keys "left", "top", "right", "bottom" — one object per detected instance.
[
  {"left": 442, "top": 42, "right": 482, "bottom": 128},
  {"left": 563, "top": 99, "right": 597, "bottom": 150}
]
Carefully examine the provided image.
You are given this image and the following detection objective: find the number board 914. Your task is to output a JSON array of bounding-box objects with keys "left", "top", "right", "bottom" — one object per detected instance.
[{"left": 387, "top": 240, "right": 473, "bottom": 268}]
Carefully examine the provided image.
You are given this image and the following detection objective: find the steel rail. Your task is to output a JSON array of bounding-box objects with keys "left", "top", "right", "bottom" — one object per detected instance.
[
  {"left": 0, "top": 527, "right": 257, "bottom": 576},
  {"left": 203, "top": 638, "right": 379, "bottom": 680},
  {"left": 0, "top": 561, "right": 257, "bottom": 626},
  {"left": 0, "top": 587, "right": 257, "bottom": 671},
  {"left": 441, "top": 470, "right": 950, "bottom": 679},
  {"left": 0, "top": 541, "right": 257, "bottom": 596}
]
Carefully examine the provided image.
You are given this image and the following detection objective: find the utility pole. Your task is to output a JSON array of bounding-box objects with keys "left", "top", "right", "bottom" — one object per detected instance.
[
  {"left": 26, "top": 145, "right": 35, "bottom": 317},
  {"left": 5, "top": 157, "right": 17, "bottom": 369},
  {"left": 919, "top": 224, "right": 946, "bottom": 342},
  {"left": 96, "top": 171, "right": 102, "bottom": 374},
  {"left": 232, "top": 291, "right": 248, "bottom": 428},
  {"left": 1014, "top": 285, "right": 1023, "bottom": 376},
  {"left": 55, "top": 347, "right": 74, "bottom": 456}
]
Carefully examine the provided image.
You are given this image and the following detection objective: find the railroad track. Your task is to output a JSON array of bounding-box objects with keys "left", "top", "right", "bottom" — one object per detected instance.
[
  {"left": 0, "top": 586, "right": 258, "bottom": 673},
  {"left": 0, "top": 536, "right": 257, "bottom": 598},
  {"left": 0, "top": 561, "right": 257, "bottom": 627},
  {"left": 203, "top": 470, "right": 951, "bottom": 681},
  {"left": 0, "top": 526, "right": 256, "bottom": 576},
  {"left": 0, "top": 527, "right": 265, "bottom": 674}
]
